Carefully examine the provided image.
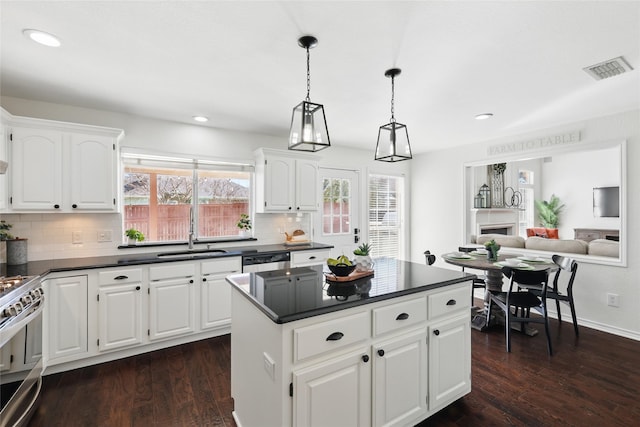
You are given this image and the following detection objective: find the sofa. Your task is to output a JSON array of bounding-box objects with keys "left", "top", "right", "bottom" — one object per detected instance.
[{"left": 473, "top": 233, "right": 619, "bottom": 257}]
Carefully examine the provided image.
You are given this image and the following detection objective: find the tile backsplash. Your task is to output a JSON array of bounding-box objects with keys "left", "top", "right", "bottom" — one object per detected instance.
[{"left": 0, "top": 212, "right": 313, "bottom": 262}]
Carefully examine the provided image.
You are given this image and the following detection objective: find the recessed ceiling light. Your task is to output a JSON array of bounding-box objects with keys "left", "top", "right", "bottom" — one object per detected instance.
[
  {"left": 193, "top": 116, "right": 209, "bottom": 123},
  {"left": 23, "top": 29, "right": 61, "bottom": 47},
  {"left": 475, "top": 113, "right": 494, "bottom": 120}
]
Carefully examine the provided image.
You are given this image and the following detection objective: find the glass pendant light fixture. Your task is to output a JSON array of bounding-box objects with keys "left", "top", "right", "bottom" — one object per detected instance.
[
  {"left": 289, "top": 35, "right": 330, "bottom": 152},
  {"left": 375, "top": 68, "right": 412, "bottom": 162}
]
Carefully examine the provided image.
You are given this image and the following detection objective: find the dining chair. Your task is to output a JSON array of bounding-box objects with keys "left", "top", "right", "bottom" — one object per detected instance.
[
  {"left": 487, "top": 266, "right": 553, "bottom": 355},
  {"left": 528, "top": 254, "right": 579, "bottom": 337}
]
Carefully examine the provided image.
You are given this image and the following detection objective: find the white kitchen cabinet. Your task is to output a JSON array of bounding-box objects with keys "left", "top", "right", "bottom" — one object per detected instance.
[
  {"left": 231, "top": 280, "right": 472, "bottom": 427},
  {"left": 255, "top": 148, "right": 319, "bottom": 213},
  {"left": 44, "top": 275, "right": 88, "bottom": 363},
  {"left": 7, "top": 114, "right": 122, "bottom": 212},
  {"left": 149, "top": 263, "right": 196, "bottom": 341},
  {"left": 428, "top": 313, "right": 471, "bottom": 411},
  {"left": 97, "top": 267, "right": 144, "bottom": 352},
  {"left": 290, "top": 249, "right": 331, "bottom": 267},
  {"left": 293, "top": 348, "right": 372, "bottom": 427},
  {"left": 0, "top": 110, "right": 10, "bottom": 211},
  {"left": 372, "top": 328, "right": 427, "bottom": 427},
  {"left": 200, "top": 257, "right": 241, "bottom": 331}
]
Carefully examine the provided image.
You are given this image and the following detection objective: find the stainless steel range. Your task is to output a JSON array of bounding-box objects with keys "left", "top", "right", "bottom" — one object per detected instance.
[{"left": 0, "top": 274, "right": 44, "bottom": 427}]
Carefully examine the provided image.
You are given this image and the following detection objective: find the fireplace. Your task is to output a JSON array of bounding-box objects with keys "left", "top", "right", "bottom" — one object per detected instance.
[{"left": 472, "top": 209, "right": 519, "bottom": 237}]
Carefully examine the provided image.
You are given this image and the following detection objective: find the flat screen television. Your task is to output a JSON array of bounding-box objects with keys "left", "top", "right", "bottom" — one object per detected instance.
[{"left": 593, "top": 186, "right": 619, "bottom": 217}]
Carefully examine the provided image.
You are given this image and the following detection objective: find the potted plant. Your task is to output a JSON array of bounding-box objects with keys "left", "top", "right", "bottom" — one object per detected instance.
[
  {"left": 353, "top": 242, "right": 373, "bottom": 272},
  {"left": 484, "top": 239, "right": 500, "bottom": 261},
  {"left": 534, "top": 194, "right": 565, "bottom": 229},
  {"left": 0, "top": 220, "right": 13, "bottom": 241},
  {"left": 125, "top": 228, "right": 145, "bottom": 245},
  {"left": 236, "top": 214, "right": 252, "bottom": 237}
]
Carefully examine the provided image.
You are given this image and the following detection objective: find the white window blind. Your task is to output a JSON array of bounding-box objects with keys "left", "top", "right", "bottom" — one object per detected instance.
[{"left": 368, "top": 174, "right": 403, "bottom": 258}]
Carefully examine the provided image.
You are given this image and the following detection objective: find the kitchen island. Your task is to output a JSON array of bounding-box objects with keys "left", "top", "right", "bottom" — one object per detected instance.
[{"left": 227, "top": 258, "right": 475, "bottom": 427}]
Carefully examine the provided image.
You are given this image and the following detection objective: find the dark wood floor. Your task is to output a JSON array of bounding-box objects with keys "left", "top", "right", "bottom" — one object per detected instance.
[{"left": 29, "top": 308, "right": 640, "bottom": 426}]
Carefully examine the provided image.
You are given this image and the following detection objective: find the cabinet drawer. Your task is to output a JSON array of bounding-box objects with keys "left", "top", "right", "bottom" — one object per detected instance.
[
  {"left": 150, "top": 263, "right": 196, "bottom": 281},
  {"left": 294, "top": 311, "right": 370, "bottom": 362},
  {"left": 428, "top": 285, "right": 470, "bottom": 319},
  {"left": 373, "top": 296, "right": 427, "bottom": 336},
  {"left": 201, "top": 257, "right": 242, "bottom": 275},
  {"left": 291, "top": 249, "right": 330, "bottom": 266},
  {"left": 98, "top": 268, "right": 143, "bottom": 285}
]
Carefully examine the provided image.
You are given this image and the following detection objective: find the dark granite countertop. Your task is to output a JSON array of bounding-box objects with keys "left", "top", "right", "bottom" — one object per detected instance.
[
  {"left": 0, "top": 242, "right": 333, "bottom": 278},
  {"left": 226, "top": 257, "right": 475, "bottom": 324}
]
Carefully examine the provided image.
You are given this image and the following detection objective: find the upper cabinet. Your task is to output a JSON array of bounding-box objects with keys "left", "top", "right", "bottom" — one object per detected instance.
[
  {"left": 4, "top": 112, "right": 123, "bottom": 213},
  {"left": 255, "top": 148, "right": 319, "bottom": 213}
]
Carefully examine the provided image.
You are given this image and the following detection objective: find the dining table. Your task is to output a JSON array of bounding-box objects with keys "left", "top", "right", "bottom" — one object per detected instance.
[{"left": 442, "top": 250, "right": 555, "bottom": 333}]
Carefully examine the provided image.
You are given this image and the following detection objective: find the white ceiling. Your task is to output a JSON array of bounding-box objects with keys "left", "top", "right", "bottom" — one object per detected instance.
[{"left": 1, "top": 1, "right": 639, "bottom": 154}]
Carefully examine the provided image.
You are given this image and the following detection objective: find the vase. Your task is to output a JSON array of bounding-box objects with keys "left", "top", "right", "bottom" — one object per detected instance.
[
  {"left": 238, "top": 229, "right": 250, "bottom": 238},
  {"left": 486, "top": 248, "right": 499, "bottom": 262},
  {"left": 128, "top": 237, "right": 137, "bottom": 245},
  {"left": 6, "top": 238, "right": 28, "bottom": 265},
  {"left": 355, "top": 255, "right": 373, "bottom": 272}
]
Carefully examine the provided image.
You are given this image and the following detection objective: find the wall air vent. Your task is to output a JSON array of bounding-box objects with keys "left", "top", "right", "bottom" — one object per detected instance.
[{"left": 583, "top": 56, "right": 634, "bottom": 80}]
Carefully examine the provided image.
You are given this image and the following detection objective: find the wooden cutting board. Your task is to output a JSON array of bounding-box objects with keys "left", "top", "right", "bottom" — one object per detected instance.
[{"left": 324, "top": 269, "right": 374, "bottom": 282}]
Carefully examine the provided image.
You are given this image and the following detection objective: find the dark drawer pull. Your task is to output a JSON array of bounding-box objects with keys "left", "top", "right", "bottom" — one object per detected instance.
[
  {"left": 326, "top": 332, "right": 344, "bottom": 341},
  {"left": 434, "top": 329, "right": 440, "bottom": 336},
  {"left": 396, "top": 312, "right": 409, "bottom": 320},
  {"left": 378, "top": 349, "right": 385, "bottom": 357},
  {"left": 362, "top": 355, "right": 369, "bottom": 363},
  {"left": 135, "top": 286, "right": 141, "bottom": 291},
  {"left": 446, "top": 299, "right": 457, "bottom": 306},
  {"left": 309, "top": 256, "right": 316, "bottom": 260},
  {"left": 114, "top": 275, "right": 128, "bottom": 280}
]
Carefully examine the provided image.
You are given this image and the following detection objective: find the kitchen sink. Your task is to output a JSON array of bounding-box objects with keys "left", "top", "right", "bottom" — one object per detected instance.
[{"left": 156, "top": 249, "right": 229, "bottom": 259}]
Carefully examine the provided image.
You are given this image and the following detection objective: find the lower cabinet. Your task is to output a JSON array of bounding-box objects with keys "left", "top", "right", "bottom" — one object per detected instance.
[
  {"left": 149, "top": 263, "right": 196, "bottom": 341},
  {"left": 293, "top": 348, "right": 371, "bottom": 427},
  {"left": 44, "top": 275, "right": 88, "bottom": 363},
  {"left": 98, "top": 283, "right": 144, "bottom": 352},
  {"left": 200, "top": 258, "right": 241, "bottom": 331},
  {"left": 231, "top": 281, "right": 471, "bottom": 427}
]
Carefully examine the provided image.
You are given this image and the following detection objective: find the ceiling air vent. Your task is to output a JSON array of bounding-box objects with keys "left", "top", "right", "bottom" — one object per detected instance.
[{"left": 583, "top": 56, "right": 634, "bottom": 80}]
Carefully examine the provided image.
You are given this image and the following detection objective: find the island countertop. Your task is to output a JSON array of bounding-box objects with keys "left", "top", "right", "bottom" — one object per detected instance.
[{"left": 226, "top": 257, "right": 476, "bottom": 323}]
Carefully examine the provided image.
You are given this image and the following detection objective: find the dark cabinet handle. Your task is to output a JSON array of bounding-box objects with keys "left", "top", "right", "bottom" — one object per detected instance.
[
  {"left": 446, "top": 299, "right": 457, "bottom": 306},
  {"left": 434, "top": 329, "right": 440, "bottom": 336},
  {"left": 72, "top": 204, "right": 78, "bottom": 209},
  {"left": 309, "top": 256, "right": 316, "bottom": 260},
  {"left": 135, "top": 286, "right": 141, "bottom": 291},
  {"left": 202, "top": 278, "right": 207, "bottom": 282},
  {"left": 114, "top": 275, "right": 128, "bottom": 280},
  {"left": 378, "top": 349, "right": 385, "bottom": 357},
  {"left": 288, "top": 207, "right": 292, "bottom": 210},
  {"left": 54, "top": 204, "right": 60, "bottom": 209},
  {"left": 326, "top": 332, "right": 344, "bottom": 341},
  {"left": 362, "top": 355, "right": 369, "bottom": 363},
  {"left": 396, "top": 312, "right": 409, "bottom": 320},
  {"left": 189, "top": 279, "right": 194, "bottom": 284},
  {"left": 296, "top": 207, "right": 300, "bottom": 210}
]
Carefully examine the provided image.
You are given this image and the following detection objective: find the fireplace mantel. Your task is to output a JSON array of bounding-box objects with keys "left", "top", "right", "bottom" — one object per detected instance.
[{"left": 471, "top": 208, "right": 519, "bottom": 237}]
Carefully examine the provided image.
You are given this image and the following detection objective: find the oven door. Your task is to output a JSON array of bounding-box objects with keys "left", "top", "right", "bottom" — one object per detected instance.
[{"left": 0, "top": 313, "right": 44, "bottom": 427}]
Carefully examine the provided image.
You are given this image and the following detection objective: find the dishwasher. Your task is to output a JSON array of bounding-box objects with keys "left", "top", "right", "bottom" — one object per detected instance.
[{"left": 242, "top": 252, "right": 291, "bottom": 273}]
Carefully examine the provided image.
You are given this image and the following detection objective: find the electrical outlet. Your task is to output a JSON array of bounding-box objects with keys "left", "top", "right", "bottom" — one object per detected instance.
[
  {"left": 97, "top": 230, "right": 112, "bottom": 242},
  {"left": 72, "top": 230, "right": 83, "bottom": 244},
  {"left": 607, "top": 293, "right": 620, "bottom": 307}
]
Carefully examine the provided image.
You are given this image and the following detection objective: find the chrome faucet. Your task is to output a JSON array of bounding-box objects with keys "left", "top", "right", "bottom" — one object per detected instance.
[{"left": 188, "top": 206, "right": 194, "bottom": 249}]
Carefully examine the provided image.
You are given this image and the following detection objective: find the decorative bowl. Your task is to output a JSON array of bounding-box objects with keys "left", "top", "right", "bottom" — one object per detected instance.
[{"left": 327, "top": 262, "right": 356, "bottom": 277}]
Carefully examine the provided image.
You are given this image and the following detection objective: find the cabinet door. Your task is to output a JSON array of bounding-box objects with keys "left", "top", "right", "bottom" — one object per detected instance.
[
  {"left": 372, "top": 328, "right": 428, "bottom": 427},
  {"left": 98, "top": 283, "right": 144, "bottom": 351},
  {"left": 10, "top": 127, "right": 63, "bottom": 210},
  {"left": 45, "top": 275, "right": 88, "bottom": 361},
  {"left": 201, "top": 274, "right": 233, "bottom": 330},
  {"left": 294, "top": 349, "right": 371, "bottom": 427},
  {"left": 70, "top": 133, "right": 116, "bottom": 211},
  {"left": 428, "top": 314, "right": 471, "bottom": 411},
  {"left": 24, "top": 313, "right": 43, "bottom": 365},
  {"left": 295, "top": 158, "right": 319, "bottom": 211},
  {"left": 149, "top": 278, "right": 196, "bottom": 341},
  {"left": 263, "top": 156, "right": 295, "bottom": 211},
  {"left": 0, "top": 120, "right": 8, "bottom": 211}
]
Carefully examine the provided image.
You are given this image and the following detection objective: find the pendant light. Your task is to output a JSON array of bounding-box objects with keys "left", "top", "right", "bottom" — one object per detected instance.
[
  {"left": 375, "top": 68, "right": 412, "bottom": 162},
  {"left": 289, "top": 35, "right": 331, "bottom": 152}
]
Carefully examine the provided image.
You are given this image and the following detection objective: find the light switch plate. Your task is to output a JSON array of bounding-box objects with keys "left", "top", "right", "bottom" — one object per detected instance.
[{"left": 97, "top": 230, "right": 112, "bottom": 242}]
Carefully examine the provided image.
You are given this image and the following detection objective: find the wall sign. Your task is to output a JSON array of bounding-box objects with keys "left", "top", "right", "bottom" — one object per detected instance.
[{"left": 487, "top": 131, "right": 581, "bottom": 156}]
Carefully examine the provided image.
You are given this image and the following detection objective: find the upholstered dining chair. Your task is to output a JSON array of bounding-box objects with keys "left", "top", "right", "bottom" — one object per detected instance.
[
  {"left": 529, "top": 254, "right": 579, "bottom": 337},
  {"left": 487, "top": 267, "right": 553, "bottom": 355}
]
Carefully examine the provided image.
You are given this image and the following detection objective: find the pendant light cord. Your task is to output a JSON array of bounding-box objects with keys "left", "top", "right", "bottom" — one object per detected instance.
[
  {"left": 306, "top": 47, "right": 311, "bottom": 101},
  {"left": 390, "top": 75, "right": 395, "bottom": 122}
]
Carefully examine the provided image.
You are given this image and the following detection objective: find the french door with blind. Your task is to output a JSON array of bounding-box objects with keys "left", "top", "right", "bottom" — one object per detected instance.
[{"left": 315, "top": 168, "right": 360, "bottom": 258}]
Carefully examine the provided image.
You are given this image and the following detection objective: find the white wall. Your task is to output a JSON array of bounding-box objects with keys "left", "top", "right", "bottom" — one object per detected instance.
[
  {"left": 410, "top": 109, "right": 639, "bottom": 340},
  {"left": 1, "top": 96, "right": 410, "bottom": 260}
]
